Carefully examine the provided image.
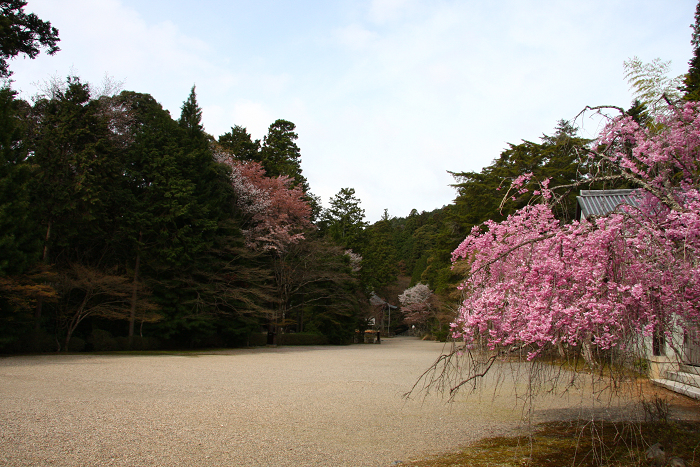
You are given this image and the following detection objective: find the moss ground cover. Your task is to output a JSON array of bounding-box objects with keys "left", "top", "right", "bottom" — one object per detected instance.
[{"left": 404, "top": 419, "right": 700, "bottom": 467}]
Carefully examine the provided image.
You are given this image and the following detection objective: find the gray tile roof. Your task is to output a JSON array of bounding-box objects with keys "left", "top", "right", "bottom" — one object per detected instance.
[{"left": 576, "top": 189, "right": 640, "bottom": 220}]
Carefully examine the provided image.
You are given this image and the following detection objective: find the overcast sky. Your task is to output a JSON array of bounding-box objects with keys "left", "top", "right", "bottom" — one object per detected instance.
[{"left": 8, "top": 0, "right": 695, "bottom": 222}]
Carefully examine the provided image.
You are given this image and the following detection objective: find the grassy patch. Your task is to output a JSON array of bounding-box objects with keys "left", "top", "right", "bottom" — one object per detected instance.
[{"left": 405, "top": 420, "right": 700, "bottom": 466}]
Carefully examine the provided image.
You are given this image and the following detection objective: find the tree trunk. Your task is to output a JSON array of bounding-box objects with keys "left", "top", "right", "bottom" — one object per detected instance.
[
  {"left": 128, "top": 232, "right": 142, "bottom": 345},
  {"left": 33, "top": 299, "right": 43, "bottom": 332},
  {"left": 299, "top": 305, "right": 304, "bottom": 333},
  {"left": 64, "top": 290, "right": 89, "bottom": 352},
  {"left": 33, "top": 221, "right": 52, "bottom": 332},
  {"left": 581, "top": 333, "right": 598, "bottom": 369}
]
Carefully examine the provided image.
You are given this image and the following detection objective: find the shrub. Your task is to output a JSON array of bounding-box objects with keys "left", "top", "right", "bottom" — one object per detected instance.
[
  {"left": 278, "top": 333, "right": 329, "bottom": 346},
  {"left": 248, "top": 333, "right": 267, "bottom": 346},
  {"left": 114, "top": 335, "right": 161, "bottom": 351},
  {"left": 88, "top": 329, "right": 118, "bottom": 351},
  {"left": 67, "top": 336, "right": 86, "bottom": 352}
]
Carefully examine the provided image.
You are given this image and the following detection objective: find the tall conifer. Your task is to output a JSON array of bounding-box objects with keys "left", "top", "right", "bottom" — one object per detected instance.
[{"left": 683, "top": 0, "right": 700, "bottom": 100}]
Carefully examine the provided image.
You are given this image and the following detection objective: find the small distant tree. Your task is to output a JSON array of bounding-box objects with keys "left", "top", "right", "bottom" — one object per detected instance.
[
  {"left": 398, "top": 283, "right": 434, "bottom": 331},
  {"left": 55, "top": 264, "right": 159, "bottom": 351}
]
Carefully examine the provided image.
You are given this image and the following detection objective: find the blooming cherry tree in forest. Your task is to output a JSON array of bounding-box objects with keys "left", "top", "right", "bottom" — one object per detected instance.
[
  {"left": 450, "top": 101, "right": 700, "bottom": 369},
  {"left": 215, "top": 152, "right": 312, "bottom": 251},
  {"left": 399, "top": 283, "right": 434, "bottom": 328}
]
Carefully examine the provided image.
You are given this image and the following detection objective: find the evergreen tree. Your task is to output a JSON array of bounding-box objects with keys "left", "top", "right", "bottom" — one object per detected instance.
[
  {"left": 260, "top": 119, "right": 308, "bottom": 190},
  {"left": 30, "top": 77, "right": 123, "bottom": 265},
  {"left": 684, "top": 0, "right": 700, "bottom": 101},
  {"left": 218, "top": 125, "right": 261, "bottom": 162},
  {"left": 361, "top": 211, "right": 399, "bottom": 290},
  {"left": 0, "top": 87, "right": 40, "bottom": 275},
  {"left": 319, "top": 187, "right": 367, "bottom": 248},
  {"left": 178, "top": 85, "right": 204, "bottom": 138}
]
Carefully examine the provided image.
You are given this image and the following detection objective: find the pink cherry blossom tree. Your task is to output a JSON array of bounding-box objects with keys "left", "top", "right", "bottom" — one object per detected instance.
[
  {"left": 453, "top": 102, "right": 700, "bottom": 359},
  {"left": 414, "top": 102, "right": 700, "bottom": 397},
  {"left": 215, "top": 152, "right": 312, "bottom": 252},
  {"left": 214, "top": 150, "right": 314, "bottom": 343},
  {"left": 399, "top": 283, "right": 434, "bottom": 329}
]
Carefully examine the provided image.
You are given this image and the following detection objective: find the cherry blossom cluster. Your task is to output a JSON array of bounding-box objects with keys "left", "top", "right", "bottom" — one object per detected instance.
[
  {"left": 344, "top": 249, "right": 362, "bottom": 272},
  {"left": 215, "top": 152, "right": 312, "bottom": 251},
  {"left": 399, "top": 283, "right": 433, "bottom": 326},
  {"left": 451, "top": 102, "right": 700, "bottom": 360}
]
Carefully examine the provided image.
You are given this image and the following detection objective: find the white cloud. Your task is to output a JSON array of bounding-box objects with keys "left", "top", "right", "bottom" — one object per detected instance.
[
  {"left": 334, "top": 24, "right": 379, "bottom": 51},
  {"left": 369, "top": 0, "right": 415, "bottom": 24},
  {"left": 208, "top": 100, "right": 276, "bottom": 141},
  {"left": 11, "top": 0, "right": 218, "bottom": 113}
]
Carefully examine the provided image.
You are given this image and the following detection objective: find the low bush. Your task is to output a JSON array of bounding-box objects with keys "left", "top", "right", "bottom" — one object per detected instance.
[
  {"left": 278, "top": 333, "right": 328, "bottom": 346},
  {"left": 248, "top": 333, "right": 267, "bottom": 346},
  {"left": 67, "top": 336, "right": 85, "bottom": 352},
  {"left": 114, "top": 335, "right": 161, "bottom": 351},
  {"left": 88, "top": 329, "right": 118, "bottom": 351}
]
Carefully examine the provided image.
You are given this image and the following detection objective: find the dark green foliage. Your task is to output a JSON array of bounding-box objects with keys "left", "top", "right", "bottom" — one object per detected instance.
[
  {"left": 360, "top": 213, "right": 400, "bottom": 290},
  {"left": 388, "top": 208, "right": 441, "bottom": 285},
  {"left": 260, "top": 119, "right": 308, "bottom": 189},
  {"left": 218, "top": 125, "right": 261, "bottom": 162},
  {"left": 318, "top": 187, "right": 367, "bottom": 249},
  {"left": 29, "top": 77, "right": 128, "bottom": 265},
  {"left": 684, "top": 0, "right": 700, "bottom": 101},
  {"left": 0, "top": 87, "right": 40, "bottom": 275},
  {"left": 178, "top": 85, "right": 204, "bottom": 137},
  {"left": 0, "top": 0, "right": 59, "bottom": 77},
  {"left": 87, "top": 329, "right": 118, "bottom": 351},
  {"left": 118, "top": 90, "right": 220, "bottom": 269},
  {"left": 626, "top": 99, "right": 651, "bottom": 126},
  {"left": 451, "top": 120, "right": 588, "bottom": 228},
  {"left": 66, "top": 336, "right": 85, "bottom": 352},
  {"left": 278, "top": 333, "right": 329, "bottom": 345},
  {"left": 274, "top": 235, "right": 364, "bottom": 344}
]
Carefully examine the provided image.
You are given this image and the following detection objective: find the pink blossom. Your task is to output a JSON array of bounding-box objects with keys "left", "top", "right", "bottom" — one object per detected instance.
[
  {"left": 450, "top": 102, "right": 700, "bottom": 360},
  {"left": 215, "top": 153, "right": 312, "bottom": 251}
]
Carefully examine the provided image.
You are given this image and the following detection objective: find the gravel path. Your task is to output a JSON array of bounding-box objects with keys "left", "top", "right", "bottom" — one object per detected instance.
[{"left": 1, "top": 337, "right": 635, "bottom": 466}]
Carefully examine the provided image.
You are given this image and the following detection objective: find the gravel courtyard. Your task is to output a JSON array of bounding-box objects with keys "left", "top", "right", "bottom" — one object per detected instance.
[{"left": 1, "top": 337, "right": 636, "bottom": 466}]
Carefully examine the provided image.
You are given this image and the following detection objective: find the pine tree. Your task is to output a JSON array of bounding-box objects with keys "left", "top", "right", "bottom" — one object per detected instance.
[
  {"left": 178, "top": 85, "right": 204, "bottom": 137},
  {"left": 361, "top": 214, "right": 399, "bottom": 290},
  {"left": 319, "top": 187, "right": 367, "bottom": 248},
  {"left": 260, "top": 119, "right": 307, "bottom": 190}
]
